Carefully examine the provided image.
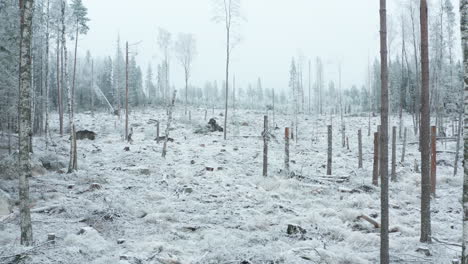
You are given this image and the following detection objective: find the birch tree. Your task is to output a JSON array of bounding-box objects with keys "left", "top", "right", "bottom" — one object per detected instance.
[
  {"left": 65, "top": 0, "right": 87, "bottom": 172},
  {"left": 175, "top": 33, "right": 196, "bottom": 116},
  {"left": 460, "top": 0, "right": 467, "bottom": 262},
  {"left": 18, "top": 0, "right": 35, "bottom": 246},
  {"left": 157, "top": 28, "right": 171, "bottom": 105},
  {"left": 213, "top": 0, "right": 241, "bottom": 140}
]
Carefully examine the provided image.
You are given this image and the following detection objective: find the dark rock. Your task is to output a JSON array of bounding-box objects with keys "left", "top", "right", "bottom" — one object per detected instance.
[
  {"left": 124, "top": 147, "right": 130, "bottom": 151},
  {"left": 155, "top": 136, "right": 174, "bottom": 142},
  {"left": 208, "top": 118, "right": 224, "bottom": 132},
  {"left": 76, "top": 130, "right": 97, "bottom": 140},
  {"left": 287, "top": 224, "right": 307, "bottom": 236},
  {"left": 416, "top": 247, "right": 432, "bottom": 256},
  {"left": 140, "top": 169, "right": 151, "bottom": 175}
]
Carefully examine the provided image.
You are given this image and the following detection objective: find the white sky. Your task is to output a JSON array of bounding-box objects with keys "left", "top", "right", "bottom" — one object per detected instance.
[{"left": 78, "top": 0, "right": 455, "bottom": 93}]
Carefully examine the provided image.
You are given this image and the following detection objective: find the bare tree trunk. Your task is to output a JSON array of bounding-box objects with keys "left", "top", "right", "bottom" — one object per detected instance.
[
  {"left": 391, "top": 126, "right": 396, "bottom": 181},
  {"left": 185, "top": 73, "right": 188, "bottom": 115},
  {"left": 455, "top": 112, "right": 462, "bottom": 175},
  {"left": 284, "top": 127, "right": 289, "bottom": 175},
  {"left": 327, "top": 125, "right": 332, "bottom": 176},
  {"left": 56, "top": 27, "right": 63, "bottom": 136},
  {"left": 162, "top": 90, "right": 177, "bottom": 158},
  {"left": 156, "top": 120, "right": 160, "bottom": 143},
  {"left": 402, "top": 127, "right": 407, "bottom": 163},
  {"left": 61, "top": 0, "right": 76, "bottom": 173},
  {"left": 308, "top": 60, "right": 311, "bottom": 114},
  {"left": 263, "top": 115, "right": 268, "bottom": 177},
  {"left": 458, "top": 0, "right": 468, "bottom": 258},
  {"left": 373, "top": 131, "right": 379, "bottom": 186},
  {"left": 91, "top": 60, "right": 94, "bottom": 115},
  {"left": 431, "top": 126, "right": 436, "bottom": 196},
  {"left": 125, "top": 42, "right": 129, "bottom": 141},
  {"left": 461, "top": 0, "right": 468, "bottom": 260},
  {"left": 70, "top": 20, "right": 79, "bottom": 171},
  {"left": 358, "top": 129, "right": 363, "bottom": 168},
  {"left": 272, "top": 89, "right": 275, "bottom": 127},
  {"left": 457, "top": 0, "right": 468, "bottom": 258},
  {"left": 18, "top": 0, "right": 35, "bottom": 246},
  {"left": 379, "top": 1, "right": 390, "bottom": 261},
  {"left": 44, "top": 0, "right": 50, "bottom": 148},
  {"left": 420, "top": 0, "right": 432, "bottom": 243},
  {"left": 223, "top": 28, "right": 230, "bottom": 140}
]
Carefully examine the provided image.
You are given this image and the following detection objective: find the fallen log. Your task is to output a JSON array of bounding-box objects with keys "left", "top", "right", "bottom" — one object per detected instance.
[{"left": 357, "top": 214, "right": 380, "bottom": 228}]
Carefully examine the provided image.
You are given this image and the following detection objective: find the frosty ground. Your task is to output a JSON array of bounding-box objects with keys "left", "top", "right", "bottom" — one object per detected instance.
[{"left": 0, "top": 107, "right": 463, "bottom": 264}]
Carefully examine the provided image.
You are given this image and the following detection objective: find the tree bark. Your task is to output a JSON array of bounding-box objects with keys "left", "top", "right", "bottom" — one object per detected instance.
[
  {"left": 125, "top": 42, "right": 129, "bottom": 141},
  {"left": 223, "top": 27, "right": 230, "bottom": 140},
  {"left": 420, "top": 0, "right": 432, "bottom": 243},
  {"left": 402, "top": 127, "right": 407, "bottom": 163},
  {"left": 379, "top": 1, "right": 390, "bottom": 262},
  {"left": 263, "top": 115, "right": 268, "bottom": 177},
  {"left": 391, "top": 126, "right": 396, "bottom": 181},
  {"left": 61, "top": 0, "right": 76, "bottom": 173},
  {"left": 56, "top": 27, "right": 63, "bottom": 136},
  {"left": 162, "top": 90, "right": 177, "bottom": 158},
  {"left": 461, "top": 0, "right": 468, "bottom": 260},
  {"left": 327, "top": 125, "right": 332, "bottom": 176},
  {"left": 358, "top": 129, "right": 363, "bottom": 168},
  {"left": 284, "top": 127, "right": 290, "bottom": 175},
  {"left": 44, "top": 0, "right": 50, "bottom": 148},
  {"left": 18, "top": 0, "right": 35, "bottom": 246},
  {"left": 373, "top": 131, "right": 379, "bottom": 186},
  {"left": 431, "top": 126, "right": 436, "bottom": 196}
]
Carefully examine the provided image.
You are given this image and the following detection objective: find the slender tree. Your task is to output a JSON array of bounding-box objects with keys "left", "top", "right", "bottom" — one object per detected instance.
[
  {"left": 157, "top": 28, "right": 171, "bottom": 105},
  {"left": 175, "top": 33, "right": 196, "bottom": 115},
  {"left": 18, "top": 0, "right": 35, "bottom": 246},
  {"left": 420, "top": 0, "right": 432, "bottom": 243},
  {"left": 379, "top": 0, "right": 390, "bottom": 263},
  {"left": 213, "top": 0, "right": 241, "bottom": 140},
  {"left": 460, "top": 0, "right": 467, "bottom": 262},
  {"left": 66, "top": 0, "right": 88, "bottom": 172},
  {"left": 44, "top": 0, "right": 50, "bottom": 147}
]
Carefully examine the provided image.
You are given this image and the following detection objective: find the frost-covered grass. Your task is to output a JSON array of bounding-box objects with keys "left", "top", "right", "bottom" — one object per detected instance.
[{"left": 0, "top": 107, "right": 463, "bottom": 263}]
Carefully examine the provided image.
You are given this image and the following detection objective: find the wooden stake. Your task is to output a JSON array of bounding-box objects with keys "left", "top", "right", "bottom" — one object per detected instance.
[
  {"left": 358, "top": 129, "right": 363, "bottom": 168},
  {"left": 284, "top": 127, "right": 290, "bottom": 175},
  {"left": 431, "top": 125, "right": 436, "bottom": 196},
  {"left": 327, "top": 125, "right": 332, "bottom": 175},
  {"left": 391, "top": 126, "right": 396, "bottom": 181},
  {"left": 156, "top": 121, "right": 160, "bottom": 143},
  {"left": 401, "top": 127, "right": 407, "bottom": 163},
  {"left": 263, "top": 116, "right": 268, "bottom": 177},
  {"left": 373, "top": 131, "right": 379, "bottom": 186}
]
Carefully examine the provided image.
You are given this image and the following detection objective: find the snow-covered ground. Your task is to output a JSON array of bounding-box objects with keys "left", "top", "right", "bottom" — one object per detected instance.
[{"left": 0, "top": 107, "right": 463, "bottom": 263}]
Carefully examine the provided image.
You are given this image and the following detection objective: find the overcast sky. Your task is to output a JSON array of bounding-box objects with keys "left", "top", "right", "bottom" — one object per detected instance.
[{"left": 78, "top": 0, "right": 448, "bottom": 93}]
